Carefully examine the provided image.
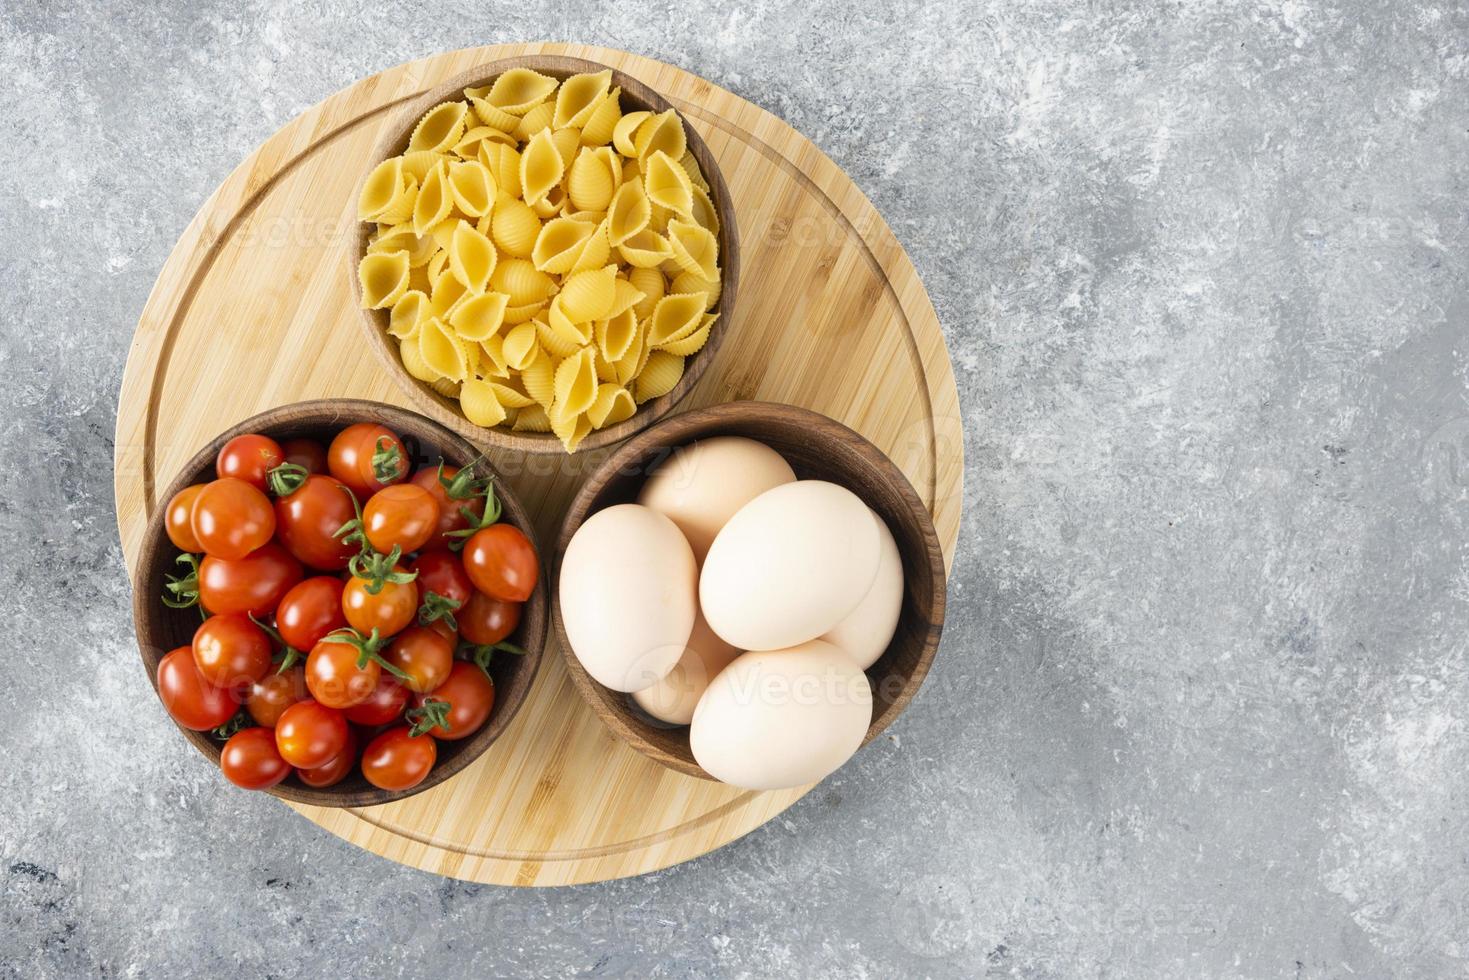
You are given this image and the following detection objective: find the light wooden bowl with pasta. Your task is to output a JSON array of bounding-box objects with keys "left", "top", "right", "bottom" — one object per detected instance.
[{"left": 351, "top": 55, "right": 740, "bottom": 455}]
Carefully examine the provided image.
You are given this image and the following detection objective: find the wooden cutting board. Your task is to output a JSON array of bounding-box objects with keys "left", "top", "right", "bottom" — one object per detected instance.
[{"left": 114, "top": 43, "right": 964, "bottom": 886}]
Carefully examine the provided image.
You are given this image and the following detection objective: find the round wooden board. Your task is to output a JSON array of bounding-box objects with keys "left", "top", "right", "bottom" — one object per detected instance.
[{"left": 114, "top": 43, "right": 964, "bottom": 886}]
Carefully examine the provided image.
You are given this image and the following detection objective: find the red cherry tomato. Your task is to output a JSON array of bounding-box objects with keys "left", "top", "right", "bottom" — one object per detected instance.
[
  {"left": 245, "top": 666, "right": 309, "bottom": 728},
  {"left": 360, "top": 726, "right": 437, "bottom": 791},
  {"left": 425, "top": 617, "right": 458, "bottom": 646},
  {"left": 342, "top": 573, "right": 418, "bottom": 637},
  {"left": 192, "top": 613, "right": 272, "bottom": 692},
  {"left": 275, "top": 577, "right": 347, "bottom": 651},
  {"left": 328, "top": 423, "right": 409, "bottom": 500},
  {"left": 409, "top": 465, "right": 486, "bottom": 551},
  {"left": 459, "top": 592, "right": 521, "bottom": 646},
  {"left": 411, "top": 662, "right": 495, "bottom": 740},
  {"left": 274, "top": 475, "right": 357, "bottom": 571},
  {"left": 280, "top": 437, "right": 328, "bottom": 474},
  {"left": 297, "top": 728, "right": 358, "bottom": 788},
  {"left": 385, "top": 626, "right": 454, "bottom": 694},
  {"left": 412, "top": 551, "right": 473, "bottom": 607},
  {"left": 191, "top": 478, "right": 276, "bottom": 561},
  {"left": 216, "top": 434, "right": 285, "bottom": 492},
  {"left": 198, "top": 543, "right": 303, "bottom": 617},
  {"left": 343, "top": 675, "right": 411, "bottom": 726},
  {"left": 220, "top": 727, "right": 292, "bottom": 790},
  {"left": 156, "top": 646, "right": 238, "bottom": 730},
  {"left": 462, "top": 524, "right": 538, "bottom": 601},
  {"left": 305, "top": 633, "right": 381, "bottom": 709},
  {"left": 274, "top": 700, "right": 349, "bottom": 769},
  {"left": 363, "top": 484, "right": 440, "bottom": 555},
  {"left": 164, "top": 485, "right": 205, "bottom": 553}
]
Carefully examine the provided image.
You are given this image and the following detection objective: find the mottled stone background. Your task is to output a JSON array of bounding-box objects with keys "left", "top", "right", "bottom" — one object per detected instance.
[{"left": 3, "top": 1, "right": 1467, "bottom": 977}]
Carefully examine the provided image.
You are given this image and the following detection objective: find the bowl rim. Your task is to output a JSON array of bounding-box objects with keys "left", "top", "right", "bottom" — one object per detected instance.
[
  {"left": 349, "top": 53, "right": 741, "bottom": 456},
  {"left": 132, "top": 398, "right": 549, "bottom": 807},
  {"left": 550, "top": 400, "right": 947, "bottom": 781}
]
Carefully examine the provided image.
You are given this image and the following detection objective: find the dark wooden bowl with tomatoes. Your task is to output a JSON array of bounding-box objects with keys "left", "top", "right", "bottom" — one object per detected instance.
[{"left": 133, "top": 400, "right": 547, "bottom": 807}]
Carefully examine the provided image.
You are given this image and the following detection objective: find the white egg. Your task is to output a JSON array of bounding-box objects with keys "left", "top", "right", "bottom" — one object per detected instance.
[
  {"left": 700, "top": 480, "right": 881, "bottom": 652},
  {"left": 631, "top": 609, "right": 741, "bottom": 725},
  {"left": 637, "top": 436, "right": 796, "bottom": 565},
  {"left": 558, "top": 504, "right": 697, "bottom": 692},
  {"left": 690, "top": 639, "right": 872, "bottom": 789},
  {"left": 820, "top": 508, "right": 904, "bottom": 669}
]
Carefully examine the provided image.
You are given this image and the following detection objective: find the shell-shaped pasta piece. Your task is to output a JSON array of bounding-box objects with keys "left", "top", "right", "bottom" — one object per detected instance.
[
  {"left": 520, "top": 354, "right": 556, "bottom": 408},
  {"left": 587, "top": 383, "right": 637, "bottom": 428},
  {"left": 419, "top": 317, "right": 469, "bottom": 381},
  {"left": 501, "top": 321, "right": 540, "bottom": 372},
  {"left": 558, "top": 266, "right": 618, "bottom": 322},
  {"left": 580, "top": 89, "right": 622, "bottom": 146},
  {"left": 531, "top": 216, "right": 597, "bottom": 274},
  {"left": 448, "top": 220, "right": 497, "bottom": 292},
  {"left": 567, "top": 219, "right": 612, "bottom": 273},
  {"left": 512, "top": 403, "right": 552, "bottom": 432},
  {"left": 389, "top": 290, "right": 430, "bottom": 339},
  {"left": 400, "top": 151, "right": 445, "bottom": 182},
  {"left": 658, "top": 312, "right": 716, "bottom": 356},
  {"left": 449, "top": 291, "right": 509, "bottom": 341},
  {"left": 606, "top": 277, "right": 645, "bottom": 320},
  {"left": 429, "top": 377, "right": 462, "bottom": 399},
  {"left": 529, "top": 183, "right": 567, "bottom": 219},
  {"left": 633, "top": 110, "right": 687, "bottom": 164},
  {"left": 408, "top": 102, "right": 469, "bottom": 154},
  {"left": 479, "top": 142, "right": 522, "bottom": 199},
  {"left": 459, "top": 377, "right": 509, "bottom": 427},
  {"left": 503, "top": 299, "right": 547, "bottom": 325},
  {"left": 369, "top": 225, "right": 438, "bottom": 267},
  {"left": 554, "top": 70, "right": 612, "bottom": 129},
  {"left": 634, "top": 350, "right": 686, "bottom": 403},
  {"left": 549, "top": 404, "right": 593, "bottom": 452},
  {"left": 646, "top": 292, "right": 707, "bottom": 346},
  {"left": 491, "top": 258, "right": 555, "bottom": 305},
  {"left": 426, "top": 248, "right": 449, "bottom": 285},
  {"left": 428, "top": 216, "right": 461, "bottom": 252},
  {"left": 627, "top": 266, "right": 665, "bottom": 319},
  {"left": 431, "top": 265, "right": 471, "bottom": 312},
  {"left": 669, "top": 270, "right": 722, "bottom": 310},
  {"left": 452, "top": 125, "right": 509, "bottom": 160},
  {"left": 447, "top": 160, "right": 495, "bottom": 216},
  {"left": 534, "top": 317, "right": 581, "bottom": 359},
  {"left": 568, "top": 148, "right": 617, "bottom": 213},
  {"left": 596, "top": 307, "right": 638, "bottom": 362},
  {"left": 519, "top": 128, "right": 565, "bottom": 207},
  {"left": 485, "top": 380, "right": 534, "bottom": 407},
  {"left": 617, "top": 230, "right": 672, "bottom": 268},
  {"left": 469, "top": 96, "right": 520, "bottom": 133},
  {"left": 551, "top": 128, "right": 582, "bottom": 170},
  {"left": 666, "top": 218, "right": 719, "bottom": 282},
  {"left": 412, "top": 161, "right": 454, "bottom": 235},
  {"left": 359, "top": 158, "right": 405, "bottom": 221},
  {"left": 553, "top": 348, "right": 599, "bottom": 418},
  {"left": 612, "top": 321, "right": 647, "bottom": 386},
  {"left": 513, "top": 101, "right": 555, "bottom": 142},
  {"left": 400, "top": 332, "right": 440, "bottom": 382},
  {"left": 679, "top": 152, "right": 710, "bottom": 193},
  {"left": 606, "top": 178, "right": 651, "bottom": 247},
  {"left": 486, "top": 68, "right": 558, "bottom": 115},
  {"left": 689, "top": 186, "right": 719, "bottom": 236},
  {"left": 547, "top": 295, "right": 594, "bottom": 346},
  {"left": 358, "top": 250, "right": 411, "bottom": 309},
  {"left": 490, "top": 194, "right": 541, "bottom": 257},
  {"left": 643, "top": 151, "right": 694, "bottom": 218},
  {"left": 613, "top": 111, "right": 651, "bottom": 157}
]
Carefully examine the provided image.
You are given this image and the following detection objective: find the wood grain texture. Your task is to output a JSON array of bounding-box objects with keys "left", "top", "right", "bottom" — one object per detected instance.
[
  {"left": 353, "top": 55, "right": 740, "bottom": 454},
  {"left": 131, "top": 399, "right": 548, "bottom": 807},
  {"left": 114, "top": 43, "right": 964, "bottom": 886},
  {"left": 552, "top": 401, "right": 946, "bottom": 779}
]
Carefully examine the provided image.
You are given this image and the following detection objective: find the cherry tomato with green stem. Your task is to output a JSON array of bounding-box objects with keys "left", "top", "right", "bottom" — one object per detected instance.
[
  {"left": 329, "top": 423, "right": 409, "bottom": 500},
  {"left": 165, "top": 484, "right": 206, "bottom": 553},
  {"left": 408, "top": 662, "right": 495, "bottom": 741},
  {"left": 275, "top": 577, "right": 347, "bottom": 651},
  {"left": 462, "top": 524, "right": 538, "bottom": 602},
  {"left": 342, "top": 561, "right": 419, "bottom": 638},
  {"left": 343, "top": 674, "right": 410, "bottom": 726},
  {"left": 220, "top": 727, "right": 292, "bottom": 790},
  {"left": 198, "top": 543, "right": 303, "bottom": 617},
  {"left": 360, "top": 726, "right": 437, "bottom": 791},
  {"left": 274, "top": 475, "right": 358, "bottom": 571},
  {"left": 216, "top": 434, "right": 284, "bottom": 492},
  {"left": 411, "top": 551, "right": 473, "bottom": 629},
  {"left": 274, "top": 699, "right": 349, "bottom": 769},
  {"left": 384, "top": 626, "right": 454, "bottom": 694},
  {"left": 362, "top": 484, "right": 439, "bottom": 555},
  {"left": 296, "top": 728, "right": 358, "bottom": 788},
  {"left": 191, "top": 478, "right": 276, "bottom": 561},
  {"left": 246, "top": 666, "right": 308, "bottom": 728},
  {"left": 192, "top": 613, "right": 272, "bottom": 692},
  {"left": 157, "top": 646, "right": 238, "bottom": 731},
  {"left": 305, "top": 628, "right": 409, "bottom": 709},
  {"left": 409, "top": 463, "right": 489, "bottom": 551}
]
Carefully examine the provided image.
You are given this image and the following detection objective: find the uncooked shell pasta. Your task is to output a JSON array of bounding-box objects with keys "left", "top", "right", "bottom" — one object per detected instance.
[{"left": 357, "top": 68, "right": 723, "bottom": 451}]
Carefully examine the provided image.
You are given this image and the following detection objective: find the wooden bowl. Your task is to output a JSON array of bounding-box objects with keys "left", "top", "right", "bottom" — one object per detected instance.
[
  {"left": 132, "top": 399, "right": 548, "bottom": 807},
  {"left": 551, "top": 401, "right": 946, "bottom": 780},
  {"left": 352, "top": 55, "right": 740, "bottom": 455}
]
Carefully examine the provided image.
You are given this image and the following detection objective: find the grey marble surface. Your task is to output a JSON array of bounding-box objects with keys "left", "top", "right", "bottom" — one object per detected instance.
[{"left": 3, "top": 1, "right": 1468, "bottom": 977}]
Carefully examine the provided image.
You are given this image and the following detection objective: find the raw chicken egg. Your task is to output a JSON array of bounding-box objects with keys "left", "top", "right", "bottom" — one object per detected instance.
[
  {"left": 631, "top": 609, "right": 741, "bottom": 725},
  {"left": 700, "top": 480, "right": 880, "bottom": 652},
  {"left": 637, "top": 436, "right": 795, "bottom": 564},
  {"left": 690, "top": 639, "right": 872, "bottom": 789},
  {"left": 820, "top": 508, "right": 904, "bottom": 669},
  {"left": 558, "top": 504, "right": 697, "bottom": 692}
]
